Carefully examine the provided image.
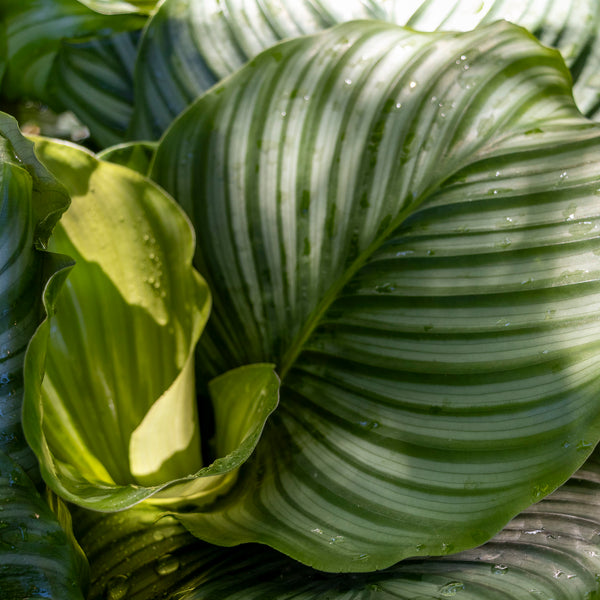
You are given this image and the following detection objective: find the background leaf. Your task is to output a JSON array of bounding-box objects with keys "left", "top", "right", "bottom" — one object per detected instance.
[
  {"left": 152, "top": 20, "right": 600, "bottom": 570},
  {"left": 0, "top": 0, "right": 145, "bottom": 103},
  {"left": 0, "top": 451, "right": 87, "bottom": 600},
  {"left": 48, "top": 30, "right": 143, "bottom": 147}
]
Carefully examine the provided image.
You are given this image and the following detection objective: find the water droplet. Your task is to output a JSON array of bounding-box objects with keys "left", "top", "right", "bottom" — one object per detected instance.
[
  {"left": 280, "top": 111, "right": 287, "bottom": 118},
  {"left": 439, "top": 581, "right": 464, "bottom": 596},
  {"left": 344, "top": 78, "right": 352, "bottom": 86},
  {"left": 569, "top": 221, "right": 595, "bottom": 237},
  {"left": 524, "top": 528, "right": 544, "bottom": 535},
  {"left": 492, "top": 564, "right": 508, "bottom": 575},
  {"left": 153, "top": 530, "right": 165, "bottom": 541},
  {"left": 311, "top": 528, "right": 323, "bottom": 535},
  {"left": 409, "top": 81, "right": 417, "bottom": 89},
  {"left": 395, "top": 250, "right": 415, "bottom": 257},
  {"left": 577, "top": 440, "right": 594, "bottom": 451},
  {"left": 532, "top": 483, "right": 550, "bottom": 500},
  {"left": 441, "top": 543, "right": 455, "bottom": 554},
  {"left": 358, "top": 420, "right": 380, "bottom": 431},
  {"left": 155, "top": 554, "right": 180, "bottom": 576},
  {"left": 375, "top": 283, "right": 395, "bottom": 294},
  {"left": 353, "top": 553, "right": 369, "bottom": 562},
  {"left": 328, "top": 535, "right": 344, "bottom": 545},
  {"left": 104, "top": 575, "right": 130, "bottom": 600}
]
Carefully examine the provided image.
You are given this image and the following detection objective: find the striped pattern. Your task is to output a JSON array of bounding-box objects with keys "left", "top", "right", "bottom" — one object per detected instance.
[
  {"left": 50, "top": 30, "right": 142, "bottom": 147},
  {"left": 129, "top": 0, "right": 388, "bottom": 139},
  {"left": 153, "top": 22, "right": 600, "bottom": 570},
  {"left": 389, "top": 0, "right": 600, "bottom": 120},
  {"left": 79, "top": 450, "right": 600, "bottom": 599},
  {"left": 1, "top": 0, "right": 144, "bottom": 101},
  {"left": 130, "top": 0, "right": 600, "bottom": 142},
  {"left": 0, "top": 451, "right": 86, "bottom": 599}
]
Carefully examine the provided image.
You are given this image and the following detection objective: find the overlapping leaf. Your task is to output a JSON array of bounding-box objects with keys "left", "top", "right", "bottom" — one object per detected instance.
[
  {"left": 152, "top": 20, "right": 600, "bottom": 570},
  {"left": 22, "top": 138, "right": 279, "bottom": 511},
  {"left": 0, "top": 0, "right": 145, "bottom": 102},
  {"left": 0, "top": 451, "right": 87, "bottom": 600},
  {"left": 49, "top": 30, "right": 142, "bottom": 146},
  {"left": 73, "top": 449, "right": 600, "bottom": 599},
  {"left": 129, "top": 0, "right": 600, "bottom": 141},
  {"left": 0, "top": 113, "right": 70, "bottom": 479}
]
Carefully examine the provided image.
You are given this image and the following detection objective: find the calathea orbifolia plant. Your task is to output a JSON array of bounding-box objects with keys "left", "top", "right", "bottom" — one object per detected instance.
[{"left": 4, "top": 2, "right": 600, "bottom": 599}]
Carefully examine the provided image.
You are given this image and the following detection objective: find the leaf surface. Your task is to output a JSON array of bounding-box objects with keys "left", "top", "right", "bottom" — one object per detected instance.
[
  {"left": 23, "top": 138, "right": 209, "bottom": 509},
  {"left": 76, "top": 449, "right": 600, "bottom": 599},
  {"left": 0, "top": 451, "right": 87, "bottom": 600},
  {"left": 152, "top": 20, "right": 600, "bottom": 570},
  {"left": 0, "top": 113, "right": 70, "bottom": 479},
  {"left": 1, "top": 0, "right": 145, "bottom": 102},
  {"left": 130, "top": 0, "right": 600, "bottom": 141}
]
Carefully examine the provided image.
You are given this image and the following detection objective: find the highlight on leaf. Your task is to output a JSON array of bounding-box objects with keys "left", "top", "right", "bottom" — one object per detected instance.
[
  {"left": 151, "top": 19, "right": 600, "bottom": 570},
  {"left": 22, "top": 138, "right": 279, "bottom": 511}
]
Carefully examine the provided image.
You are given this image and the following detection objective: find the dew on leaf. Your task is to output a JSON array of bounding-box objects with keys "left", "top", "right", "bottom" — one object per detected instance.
[
  {"left": 155, "top": 554, "right": 180, "bottom": 576},
  {"left": 439, "top": 581, "right": 464, "bottom": 596}
]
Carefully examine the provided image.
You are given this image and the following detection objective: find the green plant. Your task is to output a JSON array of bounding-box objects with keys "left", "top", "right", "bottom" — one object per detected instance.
[{"left": 4, "top": 1, "right": 600, "bottom": 598}]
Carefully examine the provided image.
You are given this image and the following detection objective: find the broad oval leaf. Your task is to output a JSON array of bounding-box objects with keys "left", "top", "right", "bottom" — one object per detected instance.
[
  {"left": 152, "top": 20, "right": 600, "bottom": 570},
  {"left": 130, "top": 0, "right": 600, "bottom": 141},
  {"left": 22, "top": 140, "right": 279, "bottom": 510},
  {"left": 75, "top": 449, "right": 600, "bottom": 599}
]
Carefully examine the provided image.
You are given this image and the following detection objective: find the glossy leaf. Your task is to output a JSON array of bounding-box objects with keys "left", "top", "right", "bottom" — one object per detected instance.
[
  {"left": 21, "top": 142, "right": 279, "bottom": 510},
  {"left": 129, "top": 0, "right": 387, "bottom": 139},
  {"left": 0, "top": 0, "right": 145, "bottom": 102},
  {"left": 23, "top": 138, "right": 210, "bottom": 509},
  {"left": 75, "top": 449, "right": 600, "bottom": 599},
  {"left": 130, "top": 0, "right": 600, "bottom": 140},
  {"left": 49, "top": 30, "right": 143, "bottom": 147},
  {"left": 0, "top": 113, "right": 70, "bottom": 479},
  {"left": 0, "top": 450, "right": 87, "bottom": 599},
  {"left": 152, "top": 20, "right": 600, "bottom": 570}
]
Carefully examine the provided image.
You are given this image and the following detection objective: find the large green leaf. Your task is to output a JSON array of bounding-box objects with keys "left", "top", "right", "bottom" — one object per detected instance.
[
  {"left": 0, "top": 113, "right": 70, "bottom": 479},
  {"left": 152, "top": 20, "right": 600, "bottom": 570},
  {"left": 0, "top": 450, "right": 87, "bottom": 600},
  {"left": 0, "top": 0, "right": 145, "bottom": 102},
  {"left": 129, "top": 0, "right": 600, "bottom": 141},
  {"left": 75, "top": 449, "right": 600, "bottom": 599},
  {"left": 22, "top": 138, "right": 208, "bottom": 509},
  {"left": 22, "top": 138, "right": 279, "bottom": 510},
  {"left": 0, "top": 114, "right": 84, "bottom": 599}
]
